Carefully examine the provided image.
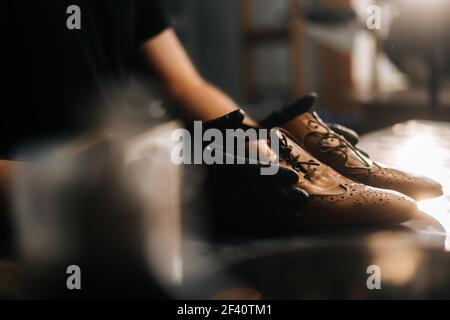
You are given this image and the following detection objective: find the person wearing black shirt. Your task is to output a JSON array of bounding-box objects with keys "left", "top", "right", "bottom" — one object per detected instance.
[
  {"left": 3, "top": 0, "right": 253, "bottom": 156},
  {"left": 1, "top": 1, "right": 298, "bottom": 228}
]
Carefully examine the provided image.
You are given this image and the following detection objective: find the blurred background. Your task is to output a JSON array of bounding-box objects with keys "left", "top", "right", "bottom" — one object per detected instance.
[{"left": 162, "top": 0, "right": 450, "bottom": 132}]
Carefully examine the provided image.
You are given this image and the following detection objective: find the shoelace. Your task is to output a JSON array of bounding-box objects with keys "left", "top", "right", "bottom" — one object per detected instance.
[
  {"left": 308, "top": 120, "right": 371, "bottom": 167},
  {"left": 279, "top": 134, "right": 320, "bottom": 180}
]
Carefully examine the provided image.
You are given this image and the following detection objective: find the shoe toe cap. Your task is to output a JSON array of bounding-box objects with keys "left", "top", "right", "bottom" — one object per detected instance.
[
  {"left": 351, "top": 187, "right": 419, "bottom": 226},
  {"left": 378, "top": 189, "right": 420, "bottom": 224},
  {"left": 410, "top": 176, "right": 443, "bottom": 200},
  {"left": 302, "top": 185, "right": 419, "bottom": 227},
  {"left": 368, "top": 168, "right": 443, "bottom": 200}
]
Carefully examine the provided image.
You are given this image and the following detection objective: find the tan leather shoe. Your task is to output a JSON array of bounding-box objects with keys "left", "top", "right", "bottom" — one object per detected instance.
[
  {"left": 272, "top": 128, "right": 419, "bottom": 227},
  {"left": 266, "top": 95, "right": 443, "bottom": 200}
]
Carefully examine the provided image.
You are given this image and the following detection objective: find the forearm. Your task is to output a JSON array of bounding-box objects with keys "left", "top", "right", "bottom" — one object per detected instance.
[
  {"left": 170, "top": 80, "right": 258, "bottom": 127},
  {"left": 141, "top": 29, "right": 257, "bottom": 127}
]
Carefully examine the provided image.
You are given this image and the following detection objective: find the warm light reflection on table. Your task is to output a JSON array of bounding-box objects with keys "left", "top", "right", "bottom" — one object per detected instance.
[{"left": 360, "top": 120, "right": 450, "bottom": 250}]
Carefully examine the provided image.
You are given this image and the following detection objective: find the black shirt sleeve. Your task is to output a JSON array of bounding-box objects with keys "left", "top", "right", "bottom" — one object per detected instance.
[{"left": 135, "top": 0, "right": 170, "bottom": 44}]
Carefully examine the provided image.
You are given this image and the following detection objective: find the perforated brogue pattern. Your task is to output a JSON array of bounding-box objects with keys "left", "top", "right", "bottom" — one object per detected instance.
[{"left": 307, "top": 182, "right": 409, "bottom": 214}]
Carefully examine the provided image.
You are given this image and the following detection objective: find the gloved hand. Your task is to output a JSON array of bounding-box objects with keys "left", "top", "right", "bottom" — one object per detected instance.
[
  {"left": 203, "top": 109, "right": 302, "bottom": 186},
  {"left": 326, "top": 122, "right": 359, "bottom": 146},
  {"left": 327, "top": 123, "right": 371, "bottom": 158},
  {"left": 198, "top": 110, "right": 310, "bottom": 237}
]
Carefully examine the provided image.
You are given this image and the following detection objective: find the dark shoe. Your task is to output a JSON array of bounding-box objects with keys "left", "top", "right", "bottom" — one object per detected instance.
[{"left": 264, "top": 94, "right": 443, "bottom": 200}]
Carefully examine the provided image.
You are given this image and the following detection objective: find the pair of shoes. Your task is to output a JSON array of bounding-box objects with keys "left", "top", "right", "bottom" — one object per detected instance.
[
  {"left": 271, "top": 127, "right": 417, "bottom": 227},
  {"left": 261, "top": 93, "right": 443, "bottom": 227}
]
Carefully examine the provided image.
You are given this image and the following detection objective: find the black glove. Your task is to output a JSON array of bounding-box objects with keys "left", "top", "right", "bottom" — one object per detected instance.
[
  {"left": 327, "top": 123, "right": 371, "bottom": 159},
  {"left": 198, "top": 110, "right": 310, "bottom": 238},
  {"left": 327, "top": 122, "right": 359, "bottom": 146},
  {"left": 260, "top": 94, "right": 318, "bottom": 129}
]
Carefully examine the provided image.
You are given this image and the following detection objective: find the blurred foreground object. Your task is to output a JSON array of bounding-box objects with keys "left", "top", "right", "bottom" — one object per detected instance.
[{"left": 11, "top": 122, "right": 185, "bottom": 298}]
